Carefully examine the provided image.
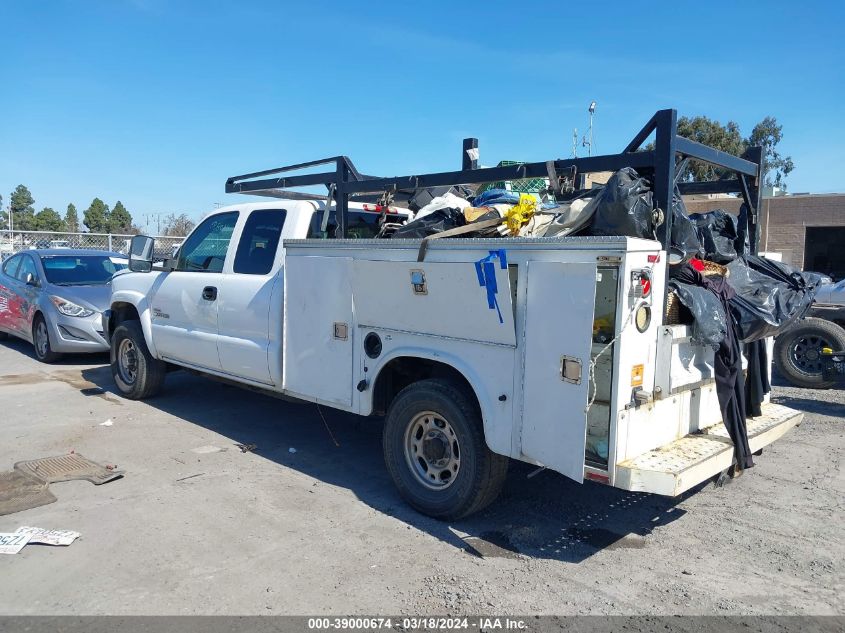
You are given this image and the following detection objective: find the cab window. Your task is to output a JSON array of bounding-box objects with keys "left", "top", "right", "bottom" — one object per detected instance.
[
  {"left": 175, "top": 212, "right": 239, "bottom": 273},
  {"left": 233, "top": 209, "right": 286, "bottom": 275},
  {"left": 308, "top": 210, "right": 404, "bottom": 239}
]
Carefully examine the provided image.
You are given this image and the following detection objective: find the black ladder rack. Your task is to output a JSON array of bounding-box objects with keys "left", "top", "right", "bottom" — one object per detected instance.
[{"left": 225, "top": 109, "right": 763, "bottom": 254}]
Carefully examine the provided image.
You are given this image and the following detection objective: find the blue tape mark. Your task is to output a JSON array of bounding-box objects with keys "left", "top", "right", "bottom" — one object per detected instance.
[{"left": 473, "top": 250, "right": 508, "bottom": 324}]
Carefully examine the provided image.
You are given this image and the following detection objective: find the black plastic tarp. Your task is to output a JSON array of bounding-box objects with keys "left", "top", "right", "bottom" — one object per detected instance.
[
  {"left": 581, "top": 167, "right": 655, "bottom": 239},
  {"left": 391, "top": 208, "right": 465, "bottom": 239},
  {"left": 689, "top": 209, "right": 740, "bottom": 264},
  {"left": 727, "top": 256, "right": 822, "bottom": 343},
  {"left": 668, "top": 280, "right": 728, "bottom": 347},
  {"left": 670, "top": 190, "right": 703, "bottom": 263}
]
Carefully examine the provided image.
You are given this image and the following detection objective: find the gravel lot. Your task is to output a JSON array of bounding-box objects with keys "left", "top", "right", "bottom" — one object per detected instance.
[{"left": 0, "top": 337, "right": 842, "bottom": 615}]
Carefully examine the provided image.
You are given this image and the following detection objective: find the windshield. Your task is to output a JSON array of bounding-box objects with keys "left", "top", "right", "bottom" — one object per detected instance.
[{"left": 40, "top": 255, "right": 127, "bottom": 286}]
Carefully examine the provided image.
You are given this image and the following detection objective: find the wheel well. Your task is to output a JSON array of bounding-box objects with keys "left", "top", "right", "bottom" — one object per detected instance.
[
  {"left": 31, "top": 310, "right": 44, "bottom": 333},
  {"left": 372, "top": 357, "right": 480, "bottom": 417},
  {"left": 109, "top": 302, "right": 140, "bottom": 335}
]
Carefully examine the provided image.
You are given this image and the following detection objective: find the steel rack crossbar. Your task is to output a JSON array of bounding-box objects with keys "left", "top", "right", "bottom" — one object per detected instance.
[{"left": 225, "top": 108, "right": 764, "bottom": 254}]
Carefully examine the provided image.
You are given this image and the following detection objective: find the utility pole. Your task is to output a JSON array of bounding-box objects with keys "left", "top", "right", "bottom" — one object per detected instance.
[{"left": 572, "top": 128, "right": 578, "bottom": 158}]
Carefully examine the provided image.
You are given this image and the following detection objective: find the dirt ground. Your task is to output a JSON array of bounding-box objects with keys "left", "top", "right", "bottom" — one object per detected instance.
[{"left": 0, "top": 336, "right": 842, "bottom": 616}]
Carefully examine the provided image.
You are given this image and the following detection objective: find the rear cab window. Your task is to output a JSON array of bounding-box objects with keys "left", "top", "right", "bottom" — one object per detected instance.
[
  {"left": 308, "top": 209, "right": 405, "bottom": 239},
  {"left": 233, "top": 209, "right": 286, "bottom": 275}
]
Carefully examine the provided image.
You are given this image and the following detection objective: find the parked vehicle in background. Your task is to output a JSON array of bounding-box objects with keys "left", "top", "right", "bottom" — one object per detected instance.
[
  {"left": 774, "top": 316, "right": 845, "bottom": 389},
  {"left": 773, "top": 278, "right": 845, "bottom": 389},
  {"left": 809, "top": 278, "right": 845, "bottom": 327},
  {"left": 0, "top": 249, "right": 127, "bottom": 362}
]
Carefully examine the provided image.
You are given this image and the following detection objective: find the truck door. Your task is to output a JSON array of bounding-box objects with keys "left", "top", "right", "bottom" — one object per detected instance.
[
  {"left": 149, "top": 211, "right": 239, "bottom": 370},
  {"left": 217, "top": 209, "right": 286, "bottom": 385},
  {"left": 520, "top": 261, "right": 597, "bottom": 481}
]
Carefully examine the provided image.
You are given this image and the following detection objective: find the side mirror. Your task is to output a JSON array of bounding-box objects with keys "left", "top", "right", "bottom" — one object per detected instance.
[
  {"left": 129, "top": 235, "right": 155, "bottom": 273},
  {"left": 25, "top": 273, "right": 39, "bottom": 287}
]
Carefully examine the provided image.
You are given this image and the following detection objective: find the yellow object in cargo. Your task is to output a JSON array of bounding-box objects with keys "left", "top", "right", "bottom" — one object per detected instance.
[{"left": 503, "top": 194, "right": 537, "bottom": 236}]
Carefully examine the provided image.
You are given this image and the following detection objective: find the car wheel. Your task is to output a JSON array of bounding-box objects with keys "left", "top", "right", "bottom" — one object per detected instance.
[
  {"left": 774, "top": 317, "right": 845, "bottom": 389},
  {"left": 382, "top": 379, "right": 508, "bottom": 520},
  {"left": 32, "top": 315, "right": 61, "bottom": 363},
  {"left": 110, "top": 320, "right": 166, "bottom": 399}
]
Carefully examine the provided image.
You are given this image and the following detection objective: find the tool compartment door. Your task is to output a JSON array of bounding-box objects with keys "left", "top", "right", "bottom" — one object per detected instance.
[
  {"left": 283, "top": 256, "right": 354, "bottom": 406},
  {"left": 520, "top": 261, "right": 597, "bottom": 481}
]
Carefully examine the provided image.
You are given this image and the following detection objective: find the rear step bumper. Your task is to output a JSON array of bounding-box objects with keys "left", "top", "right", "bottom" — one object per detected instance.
[{"left": 614, "top": 403, "right": 803, "bottom": 496}]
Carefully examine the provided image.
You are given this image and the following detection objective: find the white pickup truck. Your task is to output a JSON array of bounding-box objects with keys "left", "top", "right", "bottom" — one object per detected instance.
[{"left": 104, "top": 197, "right": 804, "bottom": 520}]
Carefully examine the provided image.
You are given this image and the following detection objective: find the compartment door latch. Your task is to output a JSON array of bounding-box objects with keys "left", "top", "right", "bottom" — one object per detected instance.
[{"left": 560, "top": 355, "right": 583, "bottom": 385}]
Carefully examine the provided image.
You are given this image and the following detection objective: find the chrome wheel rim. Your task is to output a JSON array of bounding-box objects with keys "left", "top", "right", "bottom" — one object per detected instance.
[
  {"left": 35, "top": 321, "right": 49, "bottom": 357},
  {"left": 403, "top": 410, "right": 461, "bottom": 490},
  {"left": 790, "top": 334, "right": 831, "bottom": 374},
  {"left": 117, "top": 338, "right": 138, "bottom": 384}
]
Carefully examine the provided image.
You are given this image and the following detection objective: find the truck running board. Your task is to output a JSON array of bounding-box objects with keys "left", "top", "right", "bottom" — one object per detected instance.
[{"left": 615, "top": 403, "right": 803, "bottom": 496}]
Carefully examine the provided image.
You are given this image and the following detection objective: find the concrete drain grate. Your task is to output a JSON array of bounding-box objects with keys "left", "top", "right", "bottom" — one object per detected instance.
[
  {"left": 0, "top": 470, "right": 58, "bottom": 516},
  {"left": 14, "top": 453, "right": 123, "bottom": 485}
]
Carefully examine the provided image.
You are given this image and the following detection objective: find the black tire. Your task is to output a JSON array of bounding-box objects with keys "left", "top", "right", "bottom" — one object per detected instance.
[
  {"left": 383, "top": 379, "right": 508, "bottom": 520},
  {"left": 774, "top": 317, "right": 845, "bottom": 389},
  {"left": 110, "top": 320, "right": 166, "bottom": 399},
  {"left": 32, "top": 314, "right": 61, "bottom": 363}
]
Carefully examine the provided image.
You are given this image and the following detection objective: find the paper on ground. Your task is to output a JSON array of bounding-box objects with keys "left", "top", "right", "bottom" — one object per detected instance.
[
  {"left": 15, "top": 526, "right": 81, "bottom": 546},
  {"left": 0, "top": 532, "right": 31, "bottom": 554}
]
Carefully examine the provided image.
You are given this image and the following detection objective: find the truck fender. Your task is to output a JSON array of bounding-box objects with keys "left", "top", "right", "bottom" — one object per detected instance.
[
  {"left": 365, "top": 346, "right": 511, "bottom": 457},
  {"left": 109, "top": 289, "right": 159, "bottom": 359}
]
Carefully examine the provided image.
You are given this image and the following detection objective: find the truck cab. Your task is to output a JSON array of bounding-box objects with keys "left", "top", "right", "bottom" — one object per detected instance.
[{"left": 106, "top": 200, "right": 408, "bottom": 389}]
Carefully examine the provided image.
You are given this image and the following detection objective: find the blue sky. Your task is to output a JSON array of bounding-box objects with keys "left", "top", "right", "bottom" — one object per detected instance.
[{"left": 1, "top": 0, "right": 843, "bottom": 231}]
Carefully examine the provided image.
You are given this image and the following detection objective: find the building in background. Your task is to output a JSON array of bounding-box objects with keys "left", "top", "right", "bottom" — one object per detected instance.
[{"left": 684, "top": 192, "right": 845, "bottom": 281}]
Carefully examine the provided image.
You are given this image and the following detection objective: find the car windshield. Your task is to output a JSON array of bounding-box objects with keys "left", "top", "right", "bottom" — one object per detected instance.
[{"left": 40, "top": 255, "right": 127, "bottom": 286}]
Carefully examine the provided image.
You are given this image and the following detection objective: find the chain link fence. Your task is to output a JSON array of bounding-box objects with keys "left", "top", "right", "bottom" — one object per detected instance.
[{"left": 0, "top": 230, "right": 185, "bottom": 262}]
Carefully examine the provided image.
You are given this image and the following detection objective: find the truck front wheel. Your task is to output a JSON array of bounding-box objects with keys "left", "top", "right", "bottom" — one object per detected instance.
[
  {"left": 110, "top": 320, "right": 166, "bottom": 399},
  {"left": 383, "top": 379, "right": 508, "bottom": 520}
]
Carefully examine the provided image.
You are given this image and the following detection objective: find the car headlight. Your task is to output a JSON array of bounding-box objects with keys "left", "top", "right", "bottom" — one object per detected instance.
[{"left": 50, "top": 296, "right": 96, "bottom": 318}]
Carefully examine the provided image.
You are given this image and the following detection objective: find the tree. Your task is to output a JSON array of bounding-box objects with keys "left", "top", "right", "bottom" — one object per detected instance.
[
  {"left": 747, "top": 116, "right": 794, "bottom": 189},
  {"left": 83, "top": 198, "right": 110, "bottom": 233},
  {"left": 34, "top": 207, "right": 67, "bottom": 232},
  {"left": 0, "top": 194, "right": 6, "bottom": 230},
  {"left": 64, "top": 203, "right": 79, "bottom": 232},
  {"left": 10, "top": 184, "right": 36, "bottom": 231},
  {"left": 161, "top": 213, "right": 195, "bottom": 237},
  {"left": 109, "top": 200, "right": 133, "bottom": 234},
  {"left": 647, "top": 115, "right": 794, "bottom": 189}
]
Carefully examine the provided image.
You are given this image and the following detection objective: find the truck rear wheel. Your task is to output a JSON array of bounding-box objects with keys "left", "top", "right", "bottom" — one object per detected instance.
[
  {"left": 383, "top": 379, "right": 508, "bottom": 520},
  {"left": 774, "top": 317, "right": 845, "bottom": 389},
  {"left": 111, "top": 320, "right": 166, "bottom": 399}
]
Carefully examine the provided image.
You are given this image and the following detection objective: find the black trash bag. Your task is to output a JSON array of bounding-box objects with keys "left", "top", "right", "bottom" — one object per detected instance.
[
  {"left": 581, "top": 167, "right": 654, "bottom": 238},
  {"left": 727, "top": 255, "right": 822, "bottom": 342},
  {"left": 391, "top": 207, "right": 465, "bottom": 239},
  {"left": 735, "top": 203, "right": 750, "bottom": 258},
  {"left": 669, "top": 190, "right": 703, "bottom": 262},
  {"left": 688, "top": 209, "right": 739, "bottom": 263},
  {"left": 668, "top": 280, "right": 728, "bottom": 347}
]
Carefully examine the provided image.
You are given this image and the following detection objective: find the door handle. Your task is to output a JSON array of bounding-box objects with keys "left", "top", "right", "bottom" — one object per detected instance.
[{"left": 202, "top": 286, "right": 217, "bottom": 301}]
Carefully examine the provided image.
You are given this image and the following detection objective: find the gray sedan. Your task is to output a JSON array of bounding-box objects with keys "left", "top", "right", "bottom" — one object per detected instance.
[{"left": 0, "top": 249, "right": 127, "bottom": 362}]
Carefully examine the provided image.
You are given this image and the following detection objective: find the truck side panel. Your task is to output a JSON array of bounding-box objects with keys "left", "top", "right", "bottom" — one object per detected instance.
[{"left": 283, "top": 256, "right": 354, "bottom": 407}]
